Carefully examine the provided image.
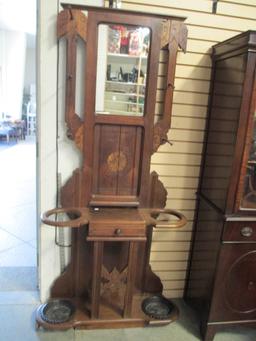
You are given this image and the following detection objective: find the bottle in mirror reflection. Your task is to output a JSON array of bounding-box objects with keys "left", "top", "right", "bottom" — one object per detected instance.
[{"left": 108, "top": 0, "right": 122, "bottom": 9}]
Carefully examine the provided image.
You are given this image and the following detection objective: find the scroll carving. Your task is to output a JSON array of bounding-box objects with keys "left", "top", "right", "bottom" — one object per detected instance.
[
  {"left": 149, "top": 171, "right": 168, "bottom": 208},
  {"left": 57, "top": 9, "right": 87, "bottom": 152}
]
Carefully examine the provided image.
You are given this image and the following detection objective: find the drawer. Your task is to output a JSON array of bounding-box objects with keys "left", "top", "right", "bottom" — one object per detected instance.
[
  {"left": 87, "top": 222, "right": 146, "bottom": 241},
  {"left": 223, "top": 221, "right": 256, "bottom": 242}
]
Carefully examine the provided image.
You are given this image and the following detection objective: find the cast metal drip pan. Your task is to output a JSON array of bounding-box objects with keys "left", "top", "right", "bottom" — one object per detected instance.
[
  {"left": 39, "top": 299, "right": 75, "bottom": 324},
  {"left": 142, "top": 295, "right": 175, "bottom": 320}
]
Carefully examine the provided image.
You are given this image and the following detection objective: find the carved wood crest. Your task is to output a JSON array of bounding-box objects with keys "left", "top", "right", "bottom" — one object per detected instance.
[{"left": 100, "top": 266, "right": 128, "bottom": 303}]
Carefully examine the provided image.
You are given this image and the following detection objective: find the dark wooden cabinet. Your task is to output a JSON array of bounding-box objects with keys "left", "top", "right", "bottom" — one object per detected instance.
[
  {"left": 185, "top": 31, "right": 256, "bottom": 340},
  {"left": 36, "top": 4, "right": 188, "bottom": 330}
]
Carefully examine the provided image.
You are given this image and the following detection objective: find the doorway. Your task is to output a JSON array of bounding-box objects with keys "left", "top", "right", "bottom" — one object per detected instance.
[{"left": 0, "top": 1, "right": 37, "bottom": 295}]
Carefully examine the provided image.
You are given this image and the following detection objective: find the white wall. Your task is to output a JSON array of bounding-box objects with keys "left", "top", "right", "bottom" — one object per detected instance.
[
  {"left": 38, "top": 0, "right": 103, "bottom": 302},
  {"left": 0, "top": 30, "right": 26, "bottom": 119}
]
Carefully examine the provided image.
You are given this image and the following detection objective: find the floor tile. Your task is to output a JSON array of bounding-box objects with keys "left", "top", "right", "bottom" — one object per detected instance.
[
  {"left": 0, "top": 297, "right": 254, "bottom": 341},
  {"left": 75, "top": 329, "right": 126, "bottom": 341},
  {"left": 0, "top": 291, "right": 39, "bottom": 305},
  {"left": 0, "top": 137, "right": 37, "bottom": 267},
  {"left": 215, "top": 327, "right": 256, "bottom": 341},
  {"left": 0, "top": 242, "right": 37, "bottom": 266},
  {"left": 0, "top": 266, "right": 37, "bottom": 291},
  {"left": 0, "top": 228, "right": 24, "bottom": 253},
  {"left": 27, "top": 239, "right": 37, "bottom": 249},
  {"left": 0, "top": 304, "right": 75, "bottom": 341},
  {"left": 3, "top": 205, "right": 37, "bottom": 242}
]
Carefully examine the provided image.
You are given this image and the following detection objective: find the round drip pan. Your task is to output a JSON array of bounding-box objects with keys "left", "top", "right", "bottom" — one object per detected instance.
[
  {"left": 39, "top": 299, "right": 75, "bottom": 324},
  {"left": 142, "top": 295, "right": 175, "bottom": 320}
]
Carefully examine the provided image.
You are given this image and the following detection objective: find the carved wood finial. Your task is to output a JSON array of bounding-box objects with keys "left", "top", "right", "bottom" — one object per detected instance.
[
  {"left": 57, "top": 8, "right": 87, "bottom": 41},
  {"left": 161, "top": 20, "right": 187, "bottom": 52},
  {"left": 170, "top": 21, "right": 188, "bottom": 52},
  {"left": 160, "top": 20, "right": 171, "bottom": 48}
]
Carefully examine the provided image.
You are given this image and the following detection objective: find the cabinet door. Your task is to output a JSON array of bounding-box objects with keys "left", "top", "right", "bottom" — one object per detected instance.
[
  {"left": 236, "top": 71, "right": 256, "bottom": 212},
  {"left": 238, "top": 106, "right": 256, "bottom": 210},
  {"left": 209, "top": 244, "right": 256, "bottom": 322}
]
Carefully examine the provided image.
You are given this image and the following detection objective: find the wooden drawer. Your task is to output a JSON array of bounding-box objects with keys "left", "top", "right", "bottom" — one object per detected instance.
[
  {"left": 87, "top": 222, "right": 146, "bottom": 241},
  {"left": 223, "top": 221, "right": 256, "bottom": 242}
]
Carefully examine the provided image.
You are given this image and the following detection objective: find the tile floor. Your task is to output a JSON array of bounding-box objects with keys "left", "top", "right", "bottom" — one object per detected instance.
[
  {"left": 0, "top": 298, "right": 256, "bottom": 341},
  {"left": 0, "top": 136, "right": 37, "bottom": 266},
  {"left": 0, "top": 137, "right": 256, "bottom": 340}
]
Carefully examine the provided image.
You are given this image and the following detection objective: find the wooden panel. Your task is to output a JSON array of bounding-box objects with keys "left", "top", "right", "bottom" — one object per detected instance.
[
  {"left": 88, "top": 223, "right": 146, "bottom": 238},
  {"left": 223, "top": 221, "right": 256, "bottom": 242},
  {"left": 92, "top": 124, "right": 142, "bottom": 198},
  {"left": 209, "top": 244, "right": 256, "bottom": 322}
]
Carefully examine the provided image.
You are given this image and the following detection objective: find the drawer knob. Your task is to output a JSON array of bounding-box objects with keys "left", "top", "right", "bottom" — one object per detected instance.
[
  {"left": 115, "top": 228, "right": 122, "bottom": 236},
  {"left": 240, "top": 226, "right": 253, "bottom": 237},
  {"left": 248, "top": 281, "right": 255, "bottom": 291}
]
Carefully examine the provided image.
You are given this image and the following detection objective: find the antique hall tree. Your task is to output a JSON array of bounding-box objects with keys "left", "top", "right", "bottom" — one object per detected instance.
[{"left": 36, "top": 4, "right": 188, "bottom": 330}]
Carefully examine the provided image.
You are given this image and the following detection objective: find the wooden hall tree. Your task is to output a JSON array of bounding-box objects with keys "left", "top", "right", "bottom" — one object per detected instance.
[{"left": 36, "top": 4, "right": 187, "bottom": 330}]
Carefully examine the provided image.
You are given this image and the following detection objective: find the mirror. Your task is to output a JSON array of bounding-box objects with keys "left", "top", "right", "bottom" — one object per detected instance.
[{"left": 95, "top": 23, "right": 151, "bottom": 116}]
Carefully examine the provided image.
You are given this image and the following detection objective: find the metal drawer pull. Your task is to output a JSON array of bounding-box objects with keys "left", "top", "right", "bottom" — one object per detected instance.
[
  {"left": 115, "top": 228, "right": 122, "bottom": 236},
  {"left": 240, "top": 226, "right": 253, "bottom": 237},
  {"left": 248, "top": 281, "right": 255, "bottom": 291}
]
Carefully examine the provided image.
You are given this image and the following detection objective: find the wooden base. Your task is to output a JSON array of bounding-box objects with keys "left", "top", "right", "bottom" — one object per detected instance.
[{"left": 35, "top": 294, "right": 179, "bottom": 330}]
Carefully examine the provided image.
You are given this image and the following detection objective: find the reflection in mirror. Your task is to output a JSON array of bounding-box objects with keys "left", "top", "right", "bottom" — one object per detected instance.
[
  {"left": 241, "top": 113, "right": 256, "bottom": 210},
  {"left": 95, "top": 24, "right": 150, "bottom": 116}
]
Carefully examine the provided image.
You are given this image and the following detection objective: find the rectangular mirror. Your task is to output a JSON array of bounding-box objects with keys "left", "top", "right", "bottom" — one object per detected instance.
[{"left": 95, "top": 23, "right": 151, "bottom": 116}]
